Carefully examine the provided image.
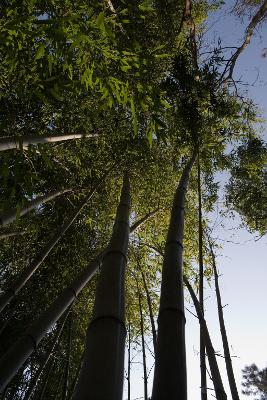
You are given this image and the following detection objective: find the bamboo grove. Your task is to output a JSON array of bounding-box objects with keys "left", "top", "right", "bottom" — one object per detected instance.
[{"left": 0, "top": 1, "right": 267, "bottom": 399}]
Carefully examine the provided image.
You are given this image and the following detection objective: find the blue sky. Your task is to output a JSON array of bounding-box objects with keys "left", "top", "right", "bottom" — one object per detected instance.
[{"left": 124, "top": 2, "right": 267, "bottom": 399}]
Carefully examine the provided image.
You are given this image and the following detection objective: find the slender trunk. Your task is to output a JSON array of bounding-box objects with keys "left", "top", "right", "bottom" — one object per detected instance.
[
  {"left": 0, "top": 184, "right": 98, "bottom": 313},
  {"left": 37, "top": 359, "right": 55, "bottom": 400},
  {"left": 197, "top": 156, "right": 207, "bottom": 400},
  {"left": 141, "top": 271, "right": 157, "bottom": 353},
  {"left": 0, "top": 205, "right": 143, "bottom": 391},
  {"left": 224, "top": 0, "right": 267, "bottom": 80},
  {"left": 152, "top": 150, "right": 197, "bottom": 400},
  {"left": 210, "top": 241, "right": 240, "bottom": 400},
  {"left": 73, "top": 174, "right": 131, "bottom": 400},
  {"left": 0, "top": 231, "right": 26, "bottom": 240},
  {"left": 0, "top": 133, "right": 97, "bottom": 152},
  {"left": 0, "top": 189, "right": 70, "bottom": 227},
  {"left": 23, "top": 311, "right": 69, "bottom": 400},
  {"left": 184, "top": 277, "right": 227, "bottom": 400},
  {"left": 138, "top": 289, "right": 148, "bottom": 400},
  {"left": 67, "top": 355, "right": 83, "bottom": 400},
  {"left": 62, "top": 314, "right": 72, "bottom": 400},
  {"left": 127, "top": 323, "right": 131, "bottom": 400},
  {"left": 129, "top": 208, "right": 160, "bottom": 233}
]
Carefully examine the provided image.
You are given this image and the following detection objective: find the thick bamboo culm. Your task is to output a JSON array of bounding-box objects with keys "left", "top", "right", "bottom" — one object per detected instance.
[
  {"left": 152, "top": 150, "right": 197, "bottom": 400},
  {"left": 73, "top": 173, "right": 131, "bottom": 400}
]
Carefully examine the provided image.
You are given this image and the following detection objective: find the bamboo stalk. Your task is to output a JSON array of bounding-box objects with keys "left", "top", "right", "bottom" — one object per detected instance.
[
  {"left": 138, "top": 288, "right": 148, "bottom": 400},
  {"left": 0, "top": 189, "right": 71, "bottom": 227},
  {"left": 197, "top": 156, "right": 207, "bottom": 400},
  {"left": 141, "top": 271, "right": 157, "bottom": 353},
  {"left": 152, "top": 149, "right": 197, "bottom": 400},
  {"left": 209, "top": 240, "right": 240, "bottom": 400},
  {"left": 184, "top": 277, "right": 227, "bottom": 400},
  {"left": 23, "top": 311, "right": 69, "bottom": 400},
  {"left": 73, "top": 173, "right": 131, "bottom": 400},
  {"left": 0, "top": 133, "right": 98, "bottom": 152}
]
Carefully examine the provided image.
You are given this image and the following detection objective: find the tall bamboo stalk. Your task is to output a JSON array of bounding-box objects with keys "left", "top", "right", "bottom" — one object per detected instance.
[
  {"left": 141, "top": 271, "right": 156, "bottom": 352},
  {"left": 0, "top": 207, "right": 148, "bottom": 391},
  {"left": 184, "top": 276, "right": 227, "bottom": 400},
  {"left": 138, "top": 287, "right": 148, "bottom": 400},
  {"left": 0, "top": 231, "right": 26, "bottom": 240},
  {"left": 197, "top": 156, "right": 207, "bottom": 400},
  {"left": 0, "top": 133, "right": 97, "bottom": 152},
  {"left": 62, "top": 314, "right": 72, "bottom": 400},
  {"left": 152, "top": 150, "right": 197, "bottom": 400},
  {"left": 38, "top": 359, "right": 55, "bottom": 400},
  {"left": 0, "top": 185, "right": 98, "bottom": 313},
  {"left": 67, "top": 355, "right": 83, "bottom": 400},
  {"left": 127, "top": 323, "right": 131, "bottom": 400},
  {"left": 0, "top": 189, "right": 71, "bottom": 227},
  {"left": 209, "top": 240, "right": 240, "bottom": 400},
  {"left": 23, "top": 311, "right": 69, "bottom": 400},
  {"left": 73, "top": 174, "right": 131, "bottom": 400}
]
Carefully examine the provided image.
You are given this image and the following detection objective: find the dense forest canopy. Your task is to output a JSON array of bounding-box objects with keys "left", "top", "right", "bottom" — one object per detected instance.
[{"left": 0, "top": 0, "right": 266, "bottom": 399}]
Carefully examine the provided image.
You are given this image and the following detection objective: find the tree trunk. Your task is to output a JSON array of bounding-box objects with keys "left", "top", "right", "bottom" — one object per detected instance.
[
  {"left": 209, "top": 240, "right": 240, "bottom": 400},
  {"left": 0, "top": 203, "right": 145, "bottom": 391},
  {"left": 0, "top": 133, "right": 97, "bottom": 152},
  {"left": 151, "top": 150, "right": 197, "bottom": 400},
  {"left": 138, "top": 288, "right": 148, "bottom": 400},
  {"left": 73, "top": 173, "right": 131, "bottom": 400},
  {"left": 127, "top": 323, "right": 131, "bottom": 400},
  {"left": 184, "top": 277, "right": 227, "bottom": 400},
  {"left": 0, "top": 189, "right": 71, "bottom": 227},
  {"left": 141, "top": 271, "right": 157, "bottom": 353},
  {"left": 197, "top": 156, "right": 207, "bottom": 400},
  {"left": 62, "top": 314, "right": 72, "bottom": 400},
  {"left": 23, "top": 311, "right": 69, "bottom": 400},
  {"left": 0, "top": 185, "right": 98, "bottom": 313}
]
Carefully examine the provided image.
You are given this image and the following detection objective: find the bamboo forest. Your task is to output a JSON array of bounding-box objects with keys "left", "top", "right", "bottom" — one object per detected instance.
[{"left": 0, "top": 0, "right": 267, "bottom": 399}]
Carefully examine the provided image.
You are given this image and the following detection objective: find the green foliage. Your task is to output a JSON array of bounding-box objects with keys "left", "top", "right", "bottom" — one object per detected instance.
[
  {"left": 226, "top": 138, "right": 267, "bottom": 235},
  {"left": 0, "top": 0, "right": 266, "bottom": 398}
]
